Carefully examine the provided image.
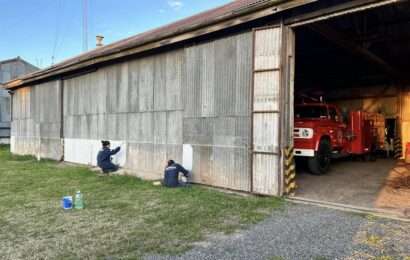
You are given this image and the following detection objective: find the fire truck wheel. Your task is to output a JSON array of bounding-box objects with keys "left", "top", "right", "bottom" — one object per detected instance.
[{"left": 308, "top": 139, "right": 331, "bottom": 175}]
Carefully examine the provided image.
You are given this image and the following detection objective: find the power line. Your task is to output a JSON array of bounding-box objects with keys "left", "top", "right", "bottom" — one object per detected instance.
[
  {"left": 83, "top": 0, "right": 88, "bottom": 52},
  {"left": 51, "top": 0, "right": 63, "bottom": 65}
]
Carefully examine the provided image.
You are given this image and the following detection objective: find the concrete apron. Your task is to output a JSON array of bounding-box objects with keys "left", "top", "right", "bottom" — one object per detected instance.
[{"left": 286, "top": 196, "right": 410, "bottom": 223}]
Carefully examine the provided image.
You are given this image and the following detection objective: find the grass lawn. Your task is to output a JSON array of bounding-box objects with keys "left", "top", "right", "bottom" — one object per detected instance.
[{"left": 0, "top": 145, "right": 283, "bottom": 259}]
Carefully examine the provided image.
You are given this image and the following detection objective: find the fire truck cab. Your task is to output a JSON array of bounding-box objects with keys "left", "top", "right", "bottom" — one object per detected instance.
[{"left": 294, "top": 103, "right": 377, "bottom": 175}]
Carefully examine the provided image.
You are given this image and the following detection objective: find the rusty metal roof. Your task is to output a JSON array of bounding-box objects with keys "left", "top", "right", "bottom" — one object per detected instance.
[{"left": 7, "top": 0, "right": 293, "bottom": 88}]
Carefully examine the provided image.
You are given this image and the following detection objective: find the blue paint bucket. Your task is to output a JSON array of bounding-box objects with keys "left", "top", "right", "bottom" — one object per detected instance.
[{"left": 61, "top": 196, "right": 73, "bottom": 210}]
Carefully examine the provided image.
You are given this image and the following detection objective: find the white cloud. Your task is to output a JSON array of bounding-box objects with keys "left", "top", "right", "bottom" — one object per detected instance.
[{"left": 168, "top": 0, "right": 184, "bottom": 10}]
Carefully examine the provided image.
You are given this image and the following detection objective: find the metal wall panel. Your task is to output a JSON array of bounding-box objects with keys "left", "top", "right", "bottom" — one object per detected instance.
[
  {"left": 215, "top": 36, "right": 237, "bottom": 116},
  {"left": 138, "top": 58, "right": 154, "bottom": 112},
  {"left": 167, "top": 111, "right": 183, "bottom": 145},
  {"left": 200, "top": 42, "right": 216, "bottom": 117},
  {"left": 117, "top": 63, "right": 129, "bottom": 113},
  {"left": 253, "top": 113, "right": 279, "bottom": 153},
  {"left": 153, "top": 112, "right": 167, "bottom": 144},
  {"left": 106, "top": 66, "right": 118, "bottom": 113},
  {"left": 0, "top": 96, "right": 10, "bottom": 125},
  {"left": 252, "top": 154, "right": 279, "bottom": 195},
  {"left": 128, "top": 60, "right": 140, "bottom": 113},
  {"left": 154, "top": 56, "right": 167, "bottom": 111},
  {"left": 182, "top": 117, "right": 214, "bottom": 145},
  {"left": 254, "top": 27, "right": 282, "bottom": 71},
  {"left": 252, "top": 26, "right": 283, "bottom": 196},
  {"left": 11, "top": 81, "right": 62, "bottom": 160},
  {"left": 1, "top": 59, "right": 38, "bottom": 142},
  {"left": 253, "top": 71, "right": 280, "bottom": 111},
  {"left": 13, "top": 31, "right": 254, "bottom": 192},
  {"left": 184, "top": 45, "right": 201, "bottom": 118},
  {"left": 166, "top": 50, "right": 185, "bottom": 111},
  {"left": 236, "top": 32, "right": 253, "bottom": 116},
  {"left": 117, "top": 113, "right": 128, "bottom": 140},
  {"left": 182, "top": 32, "right": 253, "bottom": 191},
  {"left": 127, "top": 113, "right": 139, "bottom": 141}
]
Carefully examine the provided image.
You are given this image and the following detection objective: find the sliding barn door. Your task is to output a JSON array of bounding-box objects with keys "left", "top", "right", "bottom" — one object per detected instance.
[{"left": 251, "top": 26, "right": 284, "bottom": 196}]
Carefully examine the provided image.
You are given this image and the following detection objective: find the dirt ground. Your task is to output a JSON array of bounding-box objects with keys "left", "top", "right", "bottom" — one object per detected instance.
[
  {"left": 375, "top": 161, "right": 410, "bottom": 216},
  {"left": 294, "top": 158, "right": 410, "bottom": 217}
]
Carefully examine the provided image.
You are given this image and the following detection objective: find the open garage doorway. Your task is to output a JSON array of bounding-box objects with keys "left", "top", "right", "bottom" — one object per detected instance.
[{"left": 289, "top": 1, "right": 410, "bottom": 217}]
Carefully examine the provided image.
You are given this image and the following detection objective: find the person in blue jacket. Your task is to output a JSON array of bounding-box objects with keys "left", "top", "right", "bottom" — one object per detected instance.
[
  {"left": 97, "top": 140, "right": 121, "bottom": 173},
  {"left": 163, "top": 160, "right": 189, "bottom": 187}
]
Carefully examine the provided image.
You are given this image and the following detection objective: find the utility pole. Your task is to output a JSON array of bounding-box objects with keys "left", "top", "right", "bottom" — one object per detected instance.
[{"left": 82, "top": 0, "right": 88, "bottom": 52}]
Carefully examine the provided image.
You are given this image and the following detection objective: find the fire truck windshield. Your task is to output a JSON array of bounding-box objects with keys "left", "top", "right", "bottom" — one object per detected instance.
[{"left": 295, "top": 105, "right": 328, "bottom": 119}]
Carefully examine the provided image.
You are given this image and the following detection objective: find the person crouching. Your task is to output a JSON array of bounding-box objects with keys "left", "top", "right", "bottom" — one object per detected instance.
[
  {"left": 97, "top": 140, "right": 121, "bottom": 174},
  {"left": 163, "top": 160, "right": 189, "bottom": 187}
]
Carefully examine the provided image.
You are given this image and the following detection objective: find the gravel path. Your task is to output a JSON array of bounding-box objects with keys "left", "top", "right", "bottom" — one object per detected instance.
[{"left": 145, "top": 203, "right": 410, "bottom": 260}]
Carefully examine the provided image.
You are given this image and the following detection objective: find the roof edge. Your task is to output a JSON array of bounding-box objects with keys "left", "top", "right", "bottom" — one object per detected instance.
[{"left": 6, "top": 0, "right": 316, "bottom": 89}]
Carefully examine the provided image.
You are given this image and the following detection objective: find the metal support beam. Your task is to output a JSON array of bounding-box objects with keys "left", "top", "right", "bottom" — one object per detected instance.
[
  {"left": 308, "top": 23, "right": 403, "bottom": 81},
  {"left": 287, "top": 0, "right": 405, "bottom": 27}
]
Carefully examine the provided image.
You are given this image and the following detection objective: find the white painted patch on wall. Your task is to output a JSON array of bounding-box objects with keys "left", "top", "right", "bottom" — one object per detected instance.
[
  {"left": 182, "top": 144, "right": 193, "bottom": 171},
  {"left": 64, "top": 139, "right": 127, "bottom": 167},
  {"left": 10, "top": 136, "right": 15, "bottom": 152}
]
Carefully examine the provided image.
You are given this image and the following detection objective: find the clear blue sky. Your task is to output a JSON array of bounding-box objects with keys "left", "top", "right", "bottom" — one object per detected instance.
[{"left": 0, "top": 0, "right": 230, "bottom": 68}]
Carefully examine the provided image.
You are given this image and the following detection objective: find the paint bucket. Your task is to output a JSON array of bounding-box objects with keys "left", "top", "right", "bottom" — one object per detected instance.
[
  {"left": 406, "top": 143, "right": 410, "bottom": 164},
  {"left": 179, "top": 173, "right": 191, "bottom": 187},
  {"left": 61, "top": 196, "right": 73, "bottom": 210}
]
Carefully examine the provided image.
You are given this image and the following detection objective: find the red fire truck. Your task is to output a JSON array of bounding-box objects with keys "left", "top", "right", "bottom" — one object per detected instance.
[{"left": 294, "top": 103, "right": 380, "bottom": 175}]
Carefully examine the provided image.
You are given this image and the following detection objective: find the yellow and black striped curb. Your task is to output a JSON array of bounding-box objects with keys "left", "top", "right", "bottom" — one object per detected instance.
[
  {"left": 394, "top": 136, "right": 402, "bottom": 159},
  {"left": 284, "top": 146, "right": 297, "bottom": 195}
]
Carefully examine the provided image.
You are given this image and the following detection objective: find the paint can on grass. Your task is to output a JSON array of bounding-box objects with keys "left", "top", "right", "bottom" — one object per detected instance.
[
  {"left": 61, "top": 196, "right": 73, "bottom": 210},
  {"left": 179, "top": 173, "right": 191, "bottom": 187}
]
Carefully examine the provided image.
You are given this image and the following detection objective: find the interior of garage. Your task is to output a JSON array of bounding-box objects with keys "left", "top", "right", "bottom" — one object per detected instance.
[{"left": 291, "top": 1, "right": 410, "bottom": 217}]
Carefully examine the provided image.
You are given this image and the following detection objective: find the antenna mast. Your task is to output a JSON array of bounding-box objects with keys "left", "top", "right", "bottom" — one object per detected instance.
[{"left": 82, "top": 0, "right": 88, "bottom": 52}]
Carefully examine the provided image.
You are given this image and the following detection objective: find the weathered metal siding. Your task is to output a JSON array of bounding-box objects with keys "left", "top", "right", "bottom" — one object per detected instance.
[
  {"left": 11, "top": 81, "right": 62, "bottom": 160},
  {"left": 251, "top": 26, "right": 283, "bottom": 196},
  {"left": 60, "top": 31, "right": 253, "bottom": 190},
  {"left": 11, "top": 31, "right": 253, "bottom": 191},
  {"left": 0, "top": 59, "right": 37, "bottom": 83},
  {"left": 1, "top": 59, "right": 38, "bottom": 142},
  {"left": 182, "top": 33, "right": 253, "bottom": 191},
  {"left": 0, "top": 89, "right": 11, "bottom": 141},
  {"left": 63, "top": 48, "right": 187, "bottom": 180}
]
